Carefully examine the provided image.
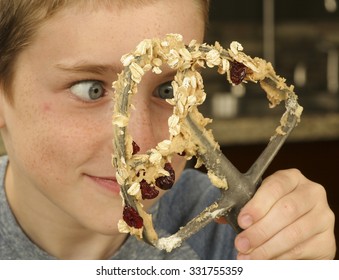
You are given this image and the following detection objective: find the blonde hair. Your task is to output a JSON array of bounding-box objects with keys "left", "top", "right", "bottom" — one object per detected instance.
[{"left": 0, "top": 0, "right": 210, "bottom": 100}]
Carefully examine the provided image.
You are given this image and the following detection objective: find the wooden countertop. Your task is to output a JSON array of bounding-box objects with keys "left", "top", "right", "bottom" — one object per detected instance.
[{"left": 208, "top": 112, "right": 339, "bottom": 145}]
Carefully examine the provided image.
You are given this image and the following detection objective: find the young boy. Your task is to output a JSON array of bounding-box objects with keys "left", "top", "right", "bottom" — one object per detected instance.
[{"left": 0, "top": 0, "right": 336, "bottom": 259}]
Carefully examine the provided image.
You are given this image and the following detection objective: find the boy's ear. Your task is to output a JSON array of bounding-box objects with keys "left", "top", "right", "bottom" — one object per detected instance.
[{"left": 0, "top": 87, "right": 6, "bottom": 128}]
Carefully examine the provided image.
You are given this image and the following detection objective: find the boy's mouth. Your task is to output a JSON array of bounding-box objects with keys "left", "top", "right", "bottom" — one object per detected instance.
[{"left": 86, "top": 175, "right": 120, "bottom": 194}]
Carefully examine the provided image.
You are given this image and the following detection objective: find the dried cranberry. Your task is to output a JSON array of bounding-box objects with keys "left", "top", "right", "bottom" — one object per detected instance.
[
  {"left": 140, "top": 180, "right": 159, "bottom": 199},
  {"left": 132, "top": 141, "right": 140, "bottom": 155},
  {"left": 155, "top": 163, "right": 175, "bottom": 190},
  {"left": 230, "top": 61, "right": 247, "bottom": 85},
  {"left": 122, "top": 205, "right": 143, "bottom": 228}
]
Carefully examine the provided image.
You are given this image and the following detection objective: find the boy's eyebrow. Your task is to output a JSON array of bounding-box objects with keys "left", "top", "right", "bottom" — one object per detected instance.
[
  {"left": 54, "top": 61, "right": 123, "bottom": 75},
  {"left": 55, "top": 61, "right": 179, "bottom": 81}
]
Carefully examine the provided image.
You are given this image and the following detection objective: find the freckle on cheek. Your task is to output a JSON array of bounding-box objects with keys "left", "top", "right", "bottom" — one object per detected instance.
[{"left": 41, "top": 103, "right": 52, "bottom": 112}]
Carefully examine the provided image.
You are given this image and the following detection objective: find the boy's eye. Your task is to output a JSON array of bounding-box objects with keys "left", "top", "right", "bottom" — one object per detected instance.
[
  {"left": 70, "top": 80, "right": 106, "bottom": 101},
  {"left": 153, "top": 81, "right": 174, "bottom": 99}
]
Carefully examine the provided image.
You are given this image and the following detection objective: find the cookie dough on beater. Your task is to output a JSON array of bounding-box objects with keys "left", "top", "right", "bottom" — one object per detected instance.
[{"left": 112, "top": 33, "right": 303, "bottom": 252}]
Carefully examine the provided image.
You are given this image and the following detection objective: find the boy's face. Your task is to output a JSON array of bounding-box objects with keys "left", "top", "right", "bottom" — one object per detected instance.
[{"left": 0, "top": 1, "right": 204, "bottom": 235}]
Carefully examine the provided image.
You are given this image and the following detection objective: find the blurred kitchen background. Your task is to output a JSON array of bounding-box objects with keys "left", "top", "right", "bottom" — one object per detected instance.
[{"left": 200, "top": 0, "right": 339, "bottom": 259}]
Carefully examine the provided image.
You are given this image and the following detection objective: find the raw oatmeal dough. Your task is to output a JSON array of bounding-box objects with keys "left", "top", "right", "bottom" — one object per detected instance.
[{"left": 112, "top": 34, "right": 302, "bottom": 251}]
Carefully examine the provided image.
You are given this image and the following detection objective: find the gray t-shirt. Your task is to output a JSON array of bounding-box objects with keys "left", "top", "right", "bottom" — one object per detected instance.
[{"left": 0, "top": 156, "right": 237, "bottom": 259}]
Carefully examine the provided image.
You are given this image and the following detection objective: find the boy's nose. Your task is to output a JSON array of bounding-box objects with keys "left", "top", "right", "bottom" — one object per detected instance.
[{"left": 128, "top": 95, "right": 158, "bottom": 153}]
